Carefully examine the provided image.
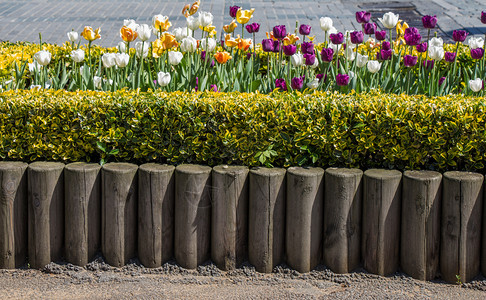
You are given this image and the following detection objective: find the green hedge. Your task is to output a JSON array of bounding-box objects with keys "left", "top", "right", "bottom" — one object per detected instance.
[{"left": 0, "top": 90, "right": 485, "bottom": 171}]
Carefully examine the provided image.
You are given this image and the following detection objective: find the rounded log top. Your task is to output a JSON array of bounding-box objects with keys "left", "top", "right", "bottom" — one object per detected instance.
[
  {"left": 139, "top": 163, "right": 175, "bottom": 173},
  {"left": 287, "top": 167, "right": 324, "bottom": 177},
  {"left": 250, "top": 167, "right": 286, "bottom": 177},
  {"left": 364, "top": 169, "right": 402, "bottom": 180},
  {"left": 403, "top": 170, "right": 442, "bottom": 181},
  {"left": 325, "top": 168, "right": 363, "bottom": 178},
  {"left": 65, "top": 162, "right": 101, "bottom": 172},
  {"left": 443, "top": 171, "right": 483, "bottom": 182},
  {"left": 0, "top": 161, "right": 28, "bottom": 171},
  {"left": 175, "top": 164, "right": 212, "bottom": 175},
  {"left": 29, "top": 161, "right": 65, "bottom": 171},
  {"left": 102, "top": 162, "right": 138, "bottom": 173},
  {"left": 213, "top": 165, "right": 249, "bottom": 175}
]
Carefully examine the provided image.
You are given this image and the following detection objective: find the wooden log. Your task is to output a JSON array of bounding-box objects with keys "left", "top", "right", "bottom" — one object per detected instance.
[
  {"left": 138, "top": 163, "right": 175, "bottom": 268},
  {"left": 441, "top": 171, "right": 483, "bottom": 283},
  {"left": 286, "top": 167, "right": 324, "bottom": 273},
  {"left": 64, "top": 162, "right": 101, "bottom": 266},
  {"left": 211, "top": 165, "right": 249, "bottom": 270},
  {"left": 28, "top": 162, "right": 64, "bottom": 269},
  {"left": 401, "top": 171, "right": 442, "bottom": 281},
  {"left": 0, "top": 162, "right": 28, "bottom": 269},
  {"left": 323, "top": 168, "right": 363, "bottom": 274},
  {"left": 174, "top": 164, "right": 212, "bottom": 269},
  {"left": 101, "top": 163, "right": 138, "bottom": 267},
  {"left": 248, "top": 167, "right": 286, "bottom": 273},
  {"left": 362, "top": 169, "right": 402, "bottom": 276}
]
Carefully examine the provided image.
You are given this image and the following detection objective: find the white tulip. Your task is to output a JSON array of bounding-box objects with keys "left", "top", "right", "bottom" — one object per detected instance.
[
  {"left": 101, "top": 53, "right": 116, "bottom": 68},
  {"left": 135, "top": 41, "right": 149, "bottom": 58},
  {"left": 186, "top": 16, "right": 200, "bottom": 31},
  {"left": 93, "top": 76, "right": 102, "bottom": 89},
  {"left": 307, "top": 78, "right": 319, "bottom": 89},
  {"left": 367, "top": 60, "right": 382, "bottom": 73},
  {"left": 469, "top": 78, "right": 483, "bottom": 92},
  {"left": 201, "top": 38, "right": 216, "bottom": 52},
  {"left": 429, "top": 37, "right": 443, "bottom": 48},
  {"left": 310, "top": 57, "right": 319, "bottom": 69},
  {"left": 157, "top": 72, "right": 171, "bottom": 87},
  {"left": 152, "top": 15, "right": 168, "bottom": 29},
  {"left": 137, "top": 24, "right": 152, "bottom": 41},
  {"left": 379, "top": 12, "right": 399, "bottom": 29},
  {"left": 345, "top": 44, "right": 356, "bottom": 62},
  {"left": 30, "top": 85, "right": 42, "bottom": 90},
  {"left": 67, "top": 31, "right": 79, "bottom": 42},
  {"left": 320, "top": 17, "right": 333, "bottom": 32},
  {"left": 117, "top": 41, "right": 127, "bottom": 53},
  {"left": 290, "top": 53, "right": 304, "bottom": 67},
  {"left": 428, "top": 46, "right": 444, "bottom": 60},
  {"left": 198, "top": 11, "right": 213, "bottom": 28},
  {"left": 28, "top": 61, "right": 41, "bottom": 73},
  {"left": 180, "top": 36, "right": 198, "bottom": 53},
  {"left": 172, "top": 27, "right": 192, "bottom": 41},
  {"left": 325, "top": 26, "right": 338, "bottom": 40},
  {"left": 124, "top": 19, "right": 139, "bottom": 31},
  {"left": 468, "top": 36, "right": 484, "bottom": 49},
  {"left": 34, "top": 50, "right": 51, "bottom": 66},
  {"left": 115, "top": 53, "right": 130, "bottom": 67},
  {"left": 168, "top": 51, "right": 184, "bottom": 65},
  {"left": 70, "top": 49, "right": 85, "bottom": 63},
  {"left": 356, "top": 53, "right": 369, "bottom": 68}
]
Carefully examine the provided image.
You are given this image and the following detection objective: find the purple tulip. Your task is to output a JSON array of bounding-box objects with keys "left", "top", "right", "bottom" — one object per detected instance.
[
  {"left": 210, "top": 60, "right": 215, "bottom": 68},
  {"left": 452, "top": 30, "right": 468, "bottom": 42},
  {"left": 375, "top": 30, "right": 387, "bottom": 41},
  {"left": 275, "top": 78, "right": 287, "bottom": 91},
  {"left": 423, "top": 60, "right": 434, "bottom": 70},
  {"left": 291, "top": 76, "right": 304, "bottom": 89},
  {"left": 304, "top": 53, "right": 316, "bottom": 65},
  {"left": 330, "top": 32, "right": 344, "bottom": 44},
  {"left": 422, "top": 15, "right": 437, "bottom": 29},
  {"left": 299, "top": 24, "right": 311, "bottom": 36},
  {"left": 403, "top": 55, "right": 418, "bottom": 67},
  {"left": 262, "top": 39, "right": 274, "bottom": 52},
  {"left": 381, "top": 41, "right": 391, "bottom": 51},
  {"left": 246, "top": 23, "right": 260, "bottom": 34},
  {"left": 471, "top": 48, "right": 485, "bottom": 60},
  {"left": 272, "top": 40, "right": 280, "bottom": 53},
  {"left": 195, "top": 77, "right": 198, "bottom": 91},
  {"left": 210, "top": 84, "right": 218, "bottom": 92},
  {"left": 321, "top": 48, "right": 334, "bottom": 62},
  {"left": 316, "top": 73, "right": 326, "bottom": 82},
  {"left": 355, "top": 11, "right": 371, "bottom": 24},
  {"left": 200, "top": 50, "right": 206, "bottom": 61},
  {"left": 439, "top": 77, "right": 446, "bottom": 86},
  {"left": 482, "top": 11, "right": 486, "bottom": 24},
  {"left": 416, "top": 42, "right": 427, "bottom": 53},
  {"left": 283, "top": 44, "right": 297, "bottom": 56},
  {"left": 229, "top": 6, "right": 240, "bottom": 18},
  {"left": 273, "top": 25, "right": 287, "bottom": 39},
  {"left": 363, "top": 23, "right": 376, "bottom": 35},
  {"left": 350, "top": 31, "right": 364, "bottom": 44},
  {"left": 377, "top": 49, "right": 392, "bottom": 60},
  {"left": 246, "top": 52, "right": 255, "bottom": 60},
  {"left": 336, "top": 74, "right": 350, "bottom": 86},
  {"left": 301, "top": 42, "right": 314, "bottom": 55},
  {"left": 444, "top": 52, "right": 456, "bottom": 62},
  {"left": 404, "top": 27, "right": 421, "bottom": 46}
]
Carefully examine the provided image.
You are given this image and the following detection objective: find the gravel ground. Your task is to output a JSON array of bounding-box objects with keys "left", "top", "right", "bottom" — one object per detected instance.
[{"left": 0, "top": 257, "right": 485, "bottom": 299}]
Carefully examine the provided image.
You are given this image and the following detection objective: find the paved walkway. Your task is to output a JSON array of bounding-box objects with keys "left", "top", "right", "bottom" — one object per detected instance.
[{"left": 1, "top": 0, "right": 485, "bottom": 46}]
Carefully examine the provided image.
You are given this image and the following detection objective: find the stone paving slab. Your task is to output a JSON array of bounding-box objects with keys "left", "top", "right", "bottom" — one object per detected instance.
[{"left": 0, "top": 0, "right": 485, "bottom": 47}]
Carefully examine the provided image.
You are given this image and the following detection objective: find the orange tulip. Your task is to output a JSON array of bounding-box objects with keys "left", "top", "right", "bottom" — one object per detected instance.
[
  {"left": 120, "top": 25, "right": 138, "bottom": 42},
  {"left": 214, "top": 51, "right": 232, "bottom": 64},
  {"left": 182, "top": 0, "right": 200, "bottom": 17},
  {"left": 81, "top": 26, "right": 101, "bottom": 42},
  {"left": 237, "top": 37, "right": 252, "bottom": 51},
  {"left": 223, "top": 20, "right": 238, "bottom": 33},
  {"left": 225, "top": 34, "right": 238, "bottom": 48},
  {"left": 266, "top": 31, "right": 278, "bottom": 41}
]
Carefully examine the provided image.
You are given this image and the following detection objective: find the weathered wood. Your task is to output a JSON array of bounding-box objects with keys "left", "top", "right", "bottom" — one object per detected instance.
[
  {"left": 248, "top": 167, "right": 286, "bottom": 273},
  {"left": 401, "top": 171, "right": 442, "bottom": 281},
  {"left": 138, "top": 163, "right": 175, "bottom": 268},
  {"left": 0, "top": 162, "right": 28, "bottom": 269},
  {"left": 101, "top": 163, "right": 138, "bottom": 267},
  {"left": 64, "top": 162, "right": 101, "bottom": 266},
  {"left": 441, "top": 171, "right": 483, "bottom": 283},
  {"left": 211, "top": 165, "right": 249, "bottom": 270},
  {"left": 323, "top": 168, "right": 363, "bottom": 274},
  {"left": 362, "top": 169, "right": 402, "bottom": 276},
  {"left": 286, "top": 167, "right": 324, "bottom": 273},
  {"left": 174, "top": 164, "right": 212, "bottom": 269},
  {"left": 28, "top": 162, "right": 64, "bottom": 269}
]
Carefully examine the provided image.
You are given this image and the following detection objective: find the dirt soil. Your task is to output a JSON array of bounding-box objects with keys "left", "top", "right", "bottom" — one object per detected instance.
[{"left": 0, "top": 257, "right": 485, "bottom": 299}]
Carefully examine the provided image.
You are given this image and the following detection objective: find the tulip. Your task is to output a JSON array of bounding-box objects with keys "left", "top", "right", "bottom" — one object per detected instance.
[
  {"left": 229, "top": 6, "right": 240, "bottom": 18},
  {"left": 182, "top": 0, "right": 200, "bottom": 17},
  {"left": 301, "top": 42, "right": 314, "bottom": 55},
  {"left": 469, "top": 78, "right": 483, "bottom": 92},
  {"left": 34, "top": 50, "right": 51, "bottom": 66},
  {"left": 186, "top": 16, "right": 200, "bottom": 31},
  {"left": 422, "top": 15, "right": 437, "bottom": 29},
  {"left": 482, "top": 11, "right": 486, "bottom": 24},
  {"left": 379, "top": 12, "right": 399, "bottom": 29},
  {"left": 262, "top": 39, "right": 274, "bottom": 52},
  {"left": 468, "top": 36, "right": 485, "bottom": 49},
  {"left": 157, "top": 72, "right": 171, "bottom": 87},
  {"left": 124, "top": 19, "right": 139, "bottom": 31},
  {"left": 93, "top": 76, "right": 102, "bottom": 89},
  {"left": 375, "top": 30, "right": 386, "bottom": 41},
  {"left": 102, "top": 53, "right": 116, "bottom": 68},
  {"left": 336, "top": 74, "right": 350, "bottom": 86},
  {"left": 423, "top": 60, "right": 434, "bottom": 70},
  {"left": 304, "top": 53, "right": 316, "bottom": 66},
  {"left": 201, "top": 38, "right": 217, "bottom": 52},
  {"left": 428, "top": 46, "right": 444, "bottom": 60},
  {"left": 272, "top": 40, "right": 280, "bottom": 53},
  {"left": 291, "top": 76, "right": 304, "bottom": 90},
  {"left": 416, "top": 42, "right": 427, "bottom": 53},
  {"left": 317, "top": 73, "right": 326, "bottom": 82},
  {"left": 321, "top": 48, "right": 334, "bottom": 62},
  {"left": 246, "top": 22, "right": 260, "bottom": 34},
  {"left": 356, "top": 11, "right": 371, "bottom": 24},
  {"left": 307, "top": 78, "right": 319, "bottom": 89},
  {"left": 135, "top": 41, "right": 149, "bottom": 58},
  {"left": 471, "top": 48, "right": 485, "bottom": 60},
  {"left": 381, "top": 41, "right": 391, "bottom": 51},
  {"left": 439, "top": 77, "right": 446, "bottom": 86},
  {"left": 173, "top": 27, "right": 192, "bottom": 41},
  {"left": 330, "top": 32, "right": 344, "bottom": 44},
  {"left": 299, "top": 24, "right": 311, "bottom": 36},
  {"left": 273, "top": 25, "right": 287, "bottom": 39},
  {"left": 117, "top": 41, "right": 127, "bottom": 53},
  {"left": 67, "top": 31, "right": 79, "bottom": 42},
  {"left": 209, "top": 84, "right": 218, "bottom": 92},
  {"left": 214, "top": 51, "right": 232, "bottom": 64},
  {"left": 152, "top": 15, "right": 171, "bottom": 32},
  {"left": 70, "top": 49, "right": 85, "bottom": 63},
  {"left": 363, "top": 23, "right": 376, "bottom": 35},
  {"left": 444, "top": 52, "right": 456, "bottom": 62},
  {"left": 225, "top": 34, "right": 238, "bottom": 48},
  {"left": 290, "top": 53, "right": 304, "bottom": 67},
  {"left": 320, "top": 17, "right": 333, "bottom": 32},
  {"left": 452, "top": 30, "right": 468, "bottom": 42},
  {"left": 152, "top": 33, "right": 179, "bottom": 57},
  {"left": 81, "top": 26, "right": 101, "bottom": 41},
  {"left": 120, "top": 25, "right": 138, "bottom": 42},
  {"left": 429, "top": 37, "right": 443, "bottom": 48},
  {"left": 224, "top": 20, "right": 238, "bottom": 33},
  {"left": 137, "top": 24, "right": 152, "bottom": 41},
  {"left": 404, "top": 27, "right": 421, "bottom": 46},
  {"left": 198, "top": 11, "right": 213, "bottom": 28},
  {"left": 28, "top": 61, "right": 41, "bottom": 73},
  {"left": 283, "top": 44, "right": 297, "bottom": 56},
  {"left": 345, "top": 45, "right": 356, "bottom": 62},
  {"left": 115, "top": 53, "right": 129, "bottom": 67},
  {"left": 236, "top": 37, "right": 252, "bottom": 51},
  {"left": 283, "top": 34, "right": 300, "bottom": 46},
  {"left": 180, "top": 36, "right": 198, "bottom": 52},
  {"left": 403, "top": 55, "right": 418, "bottom": 67},
  {"left": 236, "top": 8, "right": 255, "bottom": 25},
  {"left": 356, "top": 53, "right": 368, "bottom": 68},
  {"left": 168, "top": 51, "right": 183, "bottom": 65},
  {"left": 350, "top": 31, "right": 364, "bottom": 44},
  {"left": 367, "top": 60, "right": 382, "bottom": 73},
  {"left": 275, "top": 78, "right": 287, "bottom": 91}
]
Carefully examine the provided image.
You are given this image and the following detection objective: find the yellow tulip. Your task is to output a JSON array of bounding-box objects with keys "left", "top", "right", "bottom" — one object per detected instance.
[
  {"left": 223, "top": 20, "right": 238, "bottom": 33},
  {"left": 236, "top": 8, "right": 255, "bottom": 24},
  {"left": 81, "top": 26, "right": 101, "bottom": 42},
  {"left": 396, "top": 20, "right": 409, "bottom": 44},
  {"left": 152, "top": 33, "right": 179, "bottom": 58},
  {"left": 282, "top": 34, "right": 300, "bottom": 46},
  {"left": 199, "top": 25, "right": 216, "bottom": 33},
  {"left": 120, "top": 26, "right": 138, "bottom": 42},
  {"left": 225, "top": 34, "right": 238, "bottom": 48},
  {"left": 153, "top": 15, "right": 172, "bottom": 32},
  {"left": 214, "top": 51, "right": 232, "bottom": 64}
]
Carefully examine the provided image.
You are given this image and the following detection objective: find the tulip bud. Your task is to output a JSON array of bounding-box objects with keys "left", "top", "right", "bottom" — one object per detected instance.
[
  {"left": 379, "top": 12, "right": 399, "bottom": 29},
  {"left": 70, "top": 49, "right": 85, "bottom": 63},
  {"left": 34, "top": 50, "right": 51, "bottom": 66},
  {"left": 319, "top": 17, "right": 333, "bottom": 32},
  {"left": 299, "top": 24, "right": 311, "bottom": 36},
  {"left": 67, "top": 31, "right": 79, "bottom": 42},
  {"left": 469, "top": 78, "right": 483, "bottom": 92},
  {"left": 157, "top": 72, "right": 171, "bottom": 87}
]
